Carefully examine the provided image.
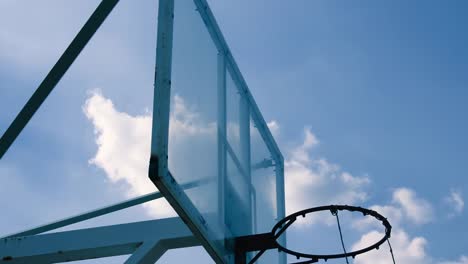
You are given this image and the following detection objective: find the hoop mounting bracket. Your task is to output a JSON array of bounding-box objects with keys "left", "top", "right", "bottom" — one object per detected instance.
[{"left": 234, "top": 232, "right": 278, "bottom": 264}]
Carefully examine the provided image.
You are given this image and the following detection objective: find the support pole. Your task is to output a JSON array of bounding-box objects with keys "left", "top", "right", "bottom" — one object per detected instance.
[
  {"left": 125, "top": 240, "right": 167, "bottom": 264},
  {"left": 217, "top": 52, "right": 227, "bottom": 232},
  {"left": 0, "top": 218, "right": 199, "bottom": 263},
  {"left": 276, "top": 160, "right": 287, "bottom": 264},
  {"left": 150, "top": 0, "right": 174, "bottom": 180},
  {"left": 125, "top": 236, "right": 200, "bottom": 264},
  {"left": 3, "top": 178, "right": 208, "bottom": 239},
  {"left": 2, "top": 191, "right": 162, "bottom": 239},
  {"left": 239, "top": 90, "right": 252, "bottom": 235}
]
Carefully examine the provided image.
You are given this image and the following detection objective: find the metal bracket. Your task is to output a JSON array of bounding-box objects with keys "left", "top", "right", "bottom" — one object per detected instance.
[{"left": 234, "top": 233, "right": 278, "bottom": 264}]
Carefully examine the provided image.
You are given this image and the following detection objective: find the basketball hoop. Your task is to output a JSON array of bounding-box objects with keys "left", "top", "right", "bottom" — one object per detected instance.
[
  {"left": 235, "top": 204, "right": 395, "bottom": 264},
  {"left": 272, "top": 205, "right": 392, "bottom": 263}
]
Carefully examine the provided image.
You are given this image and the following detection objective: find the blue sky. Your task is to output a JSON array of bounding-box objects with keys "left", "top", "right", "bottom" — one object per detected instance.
[{"left": 1, "top": 0, "right": 467, "bottom": 263}]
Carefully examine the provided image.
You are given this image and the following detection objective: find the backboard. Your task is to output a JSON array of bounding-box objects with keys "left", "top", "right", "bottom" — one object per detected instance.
[{"left": 149, "top": 0, "right": 286, "bottom": 263}]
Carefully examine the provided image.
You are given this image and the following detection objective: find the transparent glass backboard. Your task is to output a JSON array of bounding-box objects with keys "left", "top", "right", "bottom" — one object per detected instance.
[{"left": 150, "top": 0, "right": 286, "bottom": 263}]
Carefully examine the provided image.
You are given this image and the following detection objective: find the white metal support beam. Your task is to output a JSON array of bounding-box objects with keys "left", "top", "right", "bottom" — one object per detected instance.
[
  {"left": 276, "top": 162, "right": 287, "bottom": 264},
  {"left": 150, "top": 0, "right": 174, "bottom": 180},
  {"left": 0, "top": 217, "right": 199, "bottom": 263},
  {"left": 125, "top": 236, "right": 200, "bottom": 264},
  {"left": 126, "top": 240, "right": 166, "bottom": 264},
  {"left": 2, "top": 192, "right": 163, "bottom": 239},
  {"left": 217, "top": 51, "right": 227, "bottom": 236}
]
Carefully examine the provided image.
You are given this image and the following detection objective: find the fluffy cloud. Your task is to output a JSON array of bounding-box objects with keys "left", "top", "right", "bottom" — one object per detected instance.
[
  {"left": 84, "top": 91, "right": 175, "bottom": 218},
  {"left": 280, "top": 130, "right": 465, "bottom": 263},
  {"left": 284, "top": 128, "right": 370, "bottom": 219},
  {"left": 267, "top": 120, "right": 280, "bottom": 137},
  {"left": 353, "top": 187, "right": 432, "bottom": 231},
  {"left": 393, "top": 188, "right": 433, "bottom": 225},
  {"left": 352, "top": 229, "right": 427, "bottom": 264},
  {"left": 351, "top": 189, "right": 430, "bottom": 264},
  {"left": 444, "top": 189, "right": 464, "bottom": 217},
  {"left": 84, "top": 91, "right": 249, "bottom": 218},
  {"left": 351, "top": 187, "right": 468, "bottom": 264},
  {"left": 438, "top": 256, "right": 468, "bottom": 264},
  {"left": 350, "top": 188, "right": 429, "bottom": 263},
  {"left": 352, "top": 204, "right": 404, "bottom": 230}
]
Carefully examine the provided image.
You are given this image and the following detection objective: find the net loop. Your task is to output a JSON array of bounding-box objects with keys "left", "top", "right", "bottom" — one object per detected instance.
[{"left": 332, "top": 210, "right": 350, "bottom": 264}]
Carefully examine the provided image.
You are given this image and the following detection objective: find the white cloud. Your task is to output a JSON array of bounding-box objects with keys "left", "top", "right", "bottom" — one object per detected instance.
[
  {"left": 84, "top": 91, "right": 175, "bottom": 218},
  {"left": 351, "top": 188, "right": 431, "bottom": 263},
  {"left": 392, "top": 188, "right": 433, "bottom": 225},
  {"left": 353, "top": 187, "right": 432, "bottom": 230},
  {"left": 289, "top": 127, "right": 319, "bottom": 165},
  {"left": 351, "top": 188, "right": 468, "bottom": 264},
  {"left": 84, "top": 92, "right": 229, "bottom": 218},
  {"left": 438, "top": 256, "right": 468, "bottom": 264},
  {"left": 349, "top": 191, "right": 426, "bottom": 263},
  {"left": 445, "top": 189, "right": 464, "bottom": 217},
  {"left": 352, "top": 204, "right": 404, "bottom": 230},
  {"left": 352, "top": 229, "right": 427, "bottom": 264},
  {"left": 267, "top": 120, "right": 280, "bottom": 138},
  {"left": 278, "top": 133, "right": 436, "bottom": 264},
  {"left": 284, "top": 127, "right": 370, "bottom": 224}
]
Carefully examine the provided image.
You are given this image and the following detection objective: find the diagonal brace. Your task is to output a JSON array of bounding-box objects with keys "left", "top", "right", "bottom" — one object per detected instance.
[
  {"left": 0, "top": 217, "right": 199, "bottom": 263},
  {"left": 0, "top": 0, "right": 119, "bottom": 159}
]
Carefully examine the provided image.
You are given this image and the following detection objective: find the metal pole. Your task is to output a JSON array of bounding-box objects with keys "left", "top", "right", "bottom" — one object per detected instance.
[
  {"left": 3, "top": 192, "right": 162, "bottom": 239},
  {"left": 3, "top": 178, "right": 207, "bottom": 239},
  {"left": 149, "top": 0, "right": 174, "bottom": 180},
  {"left": 217, "top": 52, "right": 227, "bottom": 232},
  {"left": 0, "top": 218, "right": 198, "bottom": 263},
  {"left": 239, "top": 91, "right": 252, "bottom": 263},
  {"left": 276, "top": 160, "right": 287, "bottom": 264}
]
